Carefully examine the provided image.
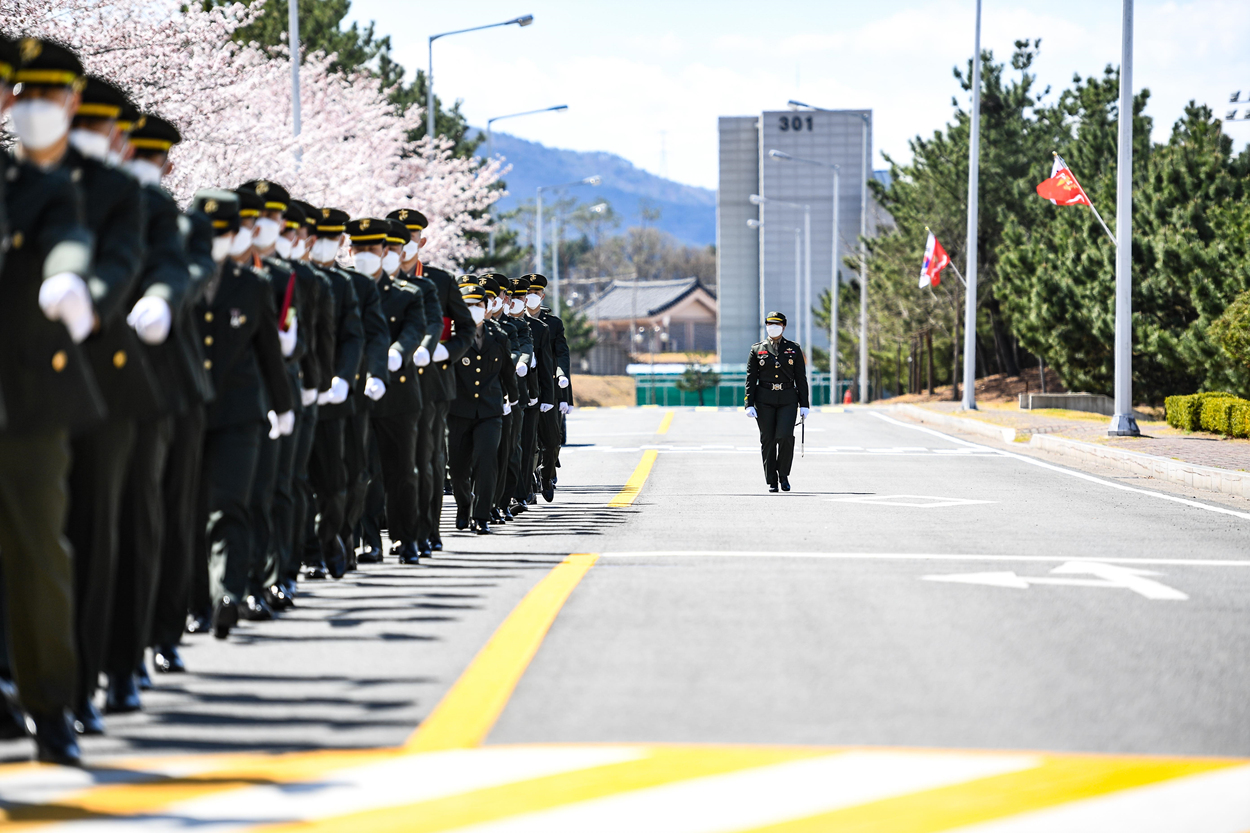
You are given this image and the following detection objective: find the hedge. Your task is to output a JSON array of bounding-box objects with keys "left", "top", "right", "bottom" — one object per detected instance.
[{"left": 1165, "top": 392, "right": 1250, "bottom": 437}]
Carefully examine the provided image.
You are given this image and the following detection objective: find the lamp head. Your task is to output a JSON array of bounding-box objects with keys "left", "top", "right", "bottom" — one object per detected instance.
[
  {"left": 768, "top": 149, "right": 791, "bottom": 160},
  {"left": 515, "top": 14, "right": 534, "bottom": 26},
  {"left": 746, "top": 219, "right": 762, "bottom": 229},
  {"left": 748, "top": 194, "right": 764, "bottom": 205},
  {"left": 552, "top": 104, "right": 569, "bottom": 112},
  {"left": 584, "top": 175, "right": 601, "bottom": 186}
]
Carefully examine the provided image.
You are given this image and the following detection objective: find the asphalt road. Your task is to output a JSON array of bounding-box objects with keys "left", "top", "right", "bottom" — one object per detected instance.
[{"left": 2, "top": 405, "right": 1248, "bottom": 830}]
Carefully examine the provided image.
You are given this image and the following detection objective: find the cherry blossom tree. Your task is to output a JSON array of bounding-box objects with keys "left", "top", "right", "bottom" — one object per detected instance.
[{"left": 2, "top": 0, "right": 503, "bottom": 268}]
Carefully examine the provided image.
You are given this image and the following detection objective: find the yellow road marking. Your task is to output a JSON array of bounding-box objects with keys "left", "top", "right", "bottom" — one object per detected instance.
[
  {"left": 405, "top": 554, "right": 599, "bottom": 752},
  {"left": 607, "top": 450, "right": 658, "bottom": 508},
  {"left": 740, "top": 753, "right": 1243, "bottom": 832},
  {"left": 656, "top": 409, "right": 675, "bottom": 434}
]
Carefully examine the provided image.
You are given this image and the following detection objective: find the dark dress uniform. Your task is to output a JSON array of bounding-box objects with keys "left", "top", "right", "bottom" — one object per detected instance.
[
  {"left": 536, "top": 295, "right": 571, "bottom": 496},
  {"left": 519, "top": 305, "right": 558, "bottom": 504},
  {"left": 496, "top": 308, "right": 534, "bottom": 514},
  {"left": 745, "top": 320, "right": 810, "bottom": 490},
  {"left": 195, "top": 258, "right": 293, "bottom": 637},
  {"left": 448, "top": 291, "right": 517, "bottom": 532},
  {"left": 0, "top": 150, "right": 98, "bottom": 754}
]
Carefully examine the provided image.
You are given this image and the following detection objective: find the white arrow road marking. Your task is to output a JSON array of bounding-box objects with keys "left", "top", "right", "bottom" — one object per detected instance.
[
  {"left": 828, "top": 494, "right": 996, "bottom": 508},
  {"left": 923, "top": 561, "right": 1188, "bottom": 600}
]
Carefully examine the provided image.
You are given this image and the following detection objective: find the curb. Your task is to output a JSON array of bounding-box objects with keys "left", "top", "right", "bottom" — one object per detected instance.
[{"left": 889, "top": 403, "right": 1250, "bottom": 500}]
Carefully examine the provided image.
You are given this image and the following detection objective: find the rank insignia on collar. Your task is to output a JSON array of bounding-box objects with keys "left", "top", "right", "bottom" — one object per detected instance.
[{"left": 789, "top": 359, "right": 794, "bottom": 365}]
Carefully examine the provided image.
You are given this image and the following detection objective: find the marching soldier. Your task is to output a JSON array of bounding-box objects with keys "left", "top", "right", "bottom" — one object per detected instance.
[
  {"left": 528, "top": 274, "right": 572, "bottom": 500},
  {"left": 0, "top": 35, "right": 100, "bottom": 765},
  {"left": 479, "top": 274, "right": 529, "bottom": 522},
  {"left": 744, "top": 312, "right": 810, "bottom": 492},
  {"left": 518, "top": 275, "right": 558, "bottom": 505},
  {"left": 448, "top": 281, "right": 516, "bottom": 534}
]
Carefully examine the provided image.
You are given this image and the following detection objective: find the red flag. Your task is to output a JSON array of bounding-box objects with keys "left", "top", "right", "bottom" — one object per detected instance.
[
  {"left": 1036, "top": 155, "right": 1092, "bottom": 207},
  {"left": 919, "top": 230, "right": 949, "bottom": 288}
]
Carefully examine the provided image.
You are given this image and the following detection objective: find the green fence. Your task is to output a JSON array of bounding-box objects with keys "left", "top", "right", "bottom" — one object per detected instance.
[{"left": 633, "top": 373, "right": 847, "bottom": 407}]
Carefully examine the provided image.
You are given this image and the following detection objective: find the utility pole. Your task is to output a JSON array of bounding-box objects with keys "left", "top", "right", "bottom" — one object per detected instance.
[
  {"left": 961, "top": 0, "right": 982, "bottom": 410},
  {"left": 1109, "top": 0, "right": 1140, "bottom": 436},
  {"left": 858, "top": 113, "right": 869, "bottom": 403},
  {"left": 288, "top": 0, "right": 301, "bottom": 161}
]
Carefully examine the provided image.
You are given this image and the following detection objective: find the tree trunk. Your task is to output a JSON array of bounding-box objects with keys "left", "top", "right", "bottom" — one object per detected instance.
[
  {"left": 986, "top": 297, "right": 1019, "bottom": 376},
  {"left": 951, "top": 312, "right": 961, "bottom": 401}
]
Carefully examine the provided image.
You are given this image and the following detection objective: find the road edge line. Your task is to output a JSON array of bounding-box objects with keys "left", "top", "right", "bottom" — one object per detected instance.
[
  {"left": 656, "top": 410, "right": 675, "bottom": 435},
  {"left": 405, "top": 553, "right": 600, "bottom": 752},
  {"left": 608, "top": 450, "right": 659, "bottom": 508}
]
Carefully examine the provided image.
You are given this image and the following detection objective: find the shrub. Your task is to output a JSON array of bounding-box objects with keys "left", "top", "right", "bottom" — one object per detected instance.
[
  {"left": 1200, "top": 397, "right": 1238, "bottom": 434},
  {"left": 1166, "top": 391, "right": 1244, "bottom": 434}
]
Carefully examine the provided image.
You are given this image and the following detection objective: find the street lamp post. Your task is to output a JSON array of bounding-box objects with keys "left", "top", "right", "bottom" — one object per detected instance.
[
  {"left": 289, "top": 0, "right": 301, "bottom": 160},
  {"left": 537, "top": 175, "right": 601, "bottom": 279},
  {"left": 1109, "top": 0, "right": 1140, "bottom": 436},
  {"left": 750, "top": 194, "right": 812, "bottom": 393},
  {"left": 962, "top": 0, "right": 982, "bottom": 411},
  {"left": 485, "top": 104, "right": 568, "bottom": 256},
  {"left": 428, "top": 15, "right": 534, "bottom": 142},
  {"left": 768, "top": 150, "right": 840, "bottom": 403}
]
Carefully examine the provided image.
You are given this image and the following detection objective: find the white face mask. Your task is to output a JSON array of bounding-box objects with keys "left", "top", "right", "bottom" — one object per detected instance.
[
  {"left": 470, "top": 305, "right": 486, "bottom": 325},
  {"left": 10, "top": 98, "right": 71, "bottom": 151},
  {"left": 488, "top": 297, "right": 502, "bottom": 314},
  {"left": 211, "top": 235, "right": 233, "bottom": 263},
  {"left": 273, "top": 236, "right": 293, "bottom": 259},
  {"left": 382, "top": 250, "right": 400, "bottom": 275},
  {"left": 252, "top": 217, "right": 282, "bottom": 250},
  {"left": 69, "top": 128, "right": 110, "bottom": 161},
  {"left": 124, "top": 157, "right": 164, "bottom": 187},
  {"left": 310, "top": 237, "right": 339, "bottom": 263},
  {"left": 353, "top": 251, "right": 382, "bottom": 276},
  {"left": 766, "top": 324, "right": 784, "bottom": 338},
  {"left": 290, "top": 238, "right": 308, "bottom": 260},
  {"left": 228, "top": 225, "right": 254, "bottom": 257},
  {"left": 106, "top": 148, "right": 124, "bottom": 166},
  {"left": 401, "top": 240, "right": 420, "bottom": 259},
  {"left": 508, "top": 298, "right": 525, "bottom": 315},
  {"left": 525, "top": 293, "right": 542, "bottom": 310}
]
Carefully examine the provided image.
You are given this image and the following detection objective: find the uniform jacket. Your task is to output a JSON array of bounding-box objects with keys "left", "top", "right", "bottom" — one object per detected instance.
[
  {"left": 522, "top": 313, "right": 558, "bottom": 409},
  {"left": 421, "top": 264, "right": 475, "bottom": 402},
  {"left": 307, "top": 262, "right": 363, "bottom": 420},
  {"left": 259, "top": 255, "right": 308, "bottom": 412},
  {"left": 0, "top": 156, "right": 103, "bottom": 435},
  {"left": 373, "top": 272, "right": 427, "bottom": 418},
  {"left": 745, "top": 337, "right": 810, "bottom": 409},
  {"left": 539, "top": 307, "right": 573, "bottom": 405},
  {"left": 496, "top": 315, "right": 533, "bottom": 405},
  {"left": 175, "top": 208, "right": 216, "bottom": 405},
  {"left": 399, "top": 269, "right": 446, "bottom": 407},
  {"left": 449, "top": 320, "right": 517, "bottom": 420},
  {"left": 136, "top": 184, "right": 194, "bottom": 415},
  {"left": 196, "top": 260, "right": 294, "bottom": 430}
]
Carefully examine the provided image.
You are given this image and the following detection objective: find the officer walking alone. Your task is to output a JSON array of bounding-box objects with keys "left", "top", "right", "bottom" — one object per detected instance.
[{"left": 745, "top": 312, "right": 810, "bottom": 492}]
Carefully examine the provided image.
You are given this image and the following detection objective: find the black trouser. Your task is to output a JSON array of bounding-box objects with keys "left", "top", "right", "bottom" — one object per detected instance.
[
  {"left": 505, "top": 409, "right": 526, "bottom": 505},
  {"left": 372, "top": 411, "right": 420, "bottom": 544},
  {"left": 538, "top": 408, "right": 561, "bottom": 487},
  {"left": 199, "top": 421, "right": 262, "bottom": 604},
  {"left": 0, "top": 429, "right": 77, "bottom": 717},
  {"left": 307, "top": 417, "right": 346, "bottom": 558},
  {"left": 289, "top": 403, "right": 318, "bottom": 580},
  {"left": 413, "top": 399, "right": 437, "bottom": 542},
  {"left": 151, "top": 404, "right": 204, "bottom": 648},
  {"left": 448, "top": 415, "right": 502, "bottom": 522},
  {"left": 269, "top": 412, "right": 301, "bottom": 588},
  {"left": 342, "top": 406, "right": 371, "bottom": 544},
  {"left": 419, "top": 400, "right": 450, "bottom": 539},
  {"left": 493, "top": 410, "right": 515, "bottom": 509},
  {"left": 247, "top": 432, "right": 280, "bottom": 597},
  {"left": 66, "top": 417, "right": 135, "bottom": 703},
  {"left": 517, "top": 406, "right": 541, "bottom": 502},
  {"left": 108, "top": 416, "right": 173, "bottom": 679},
  {"left": 358, "top": 430, "right": 385, "bottom": 554},
  {"left": 756, "top": 401, "right": 798, "bottom": 485}
]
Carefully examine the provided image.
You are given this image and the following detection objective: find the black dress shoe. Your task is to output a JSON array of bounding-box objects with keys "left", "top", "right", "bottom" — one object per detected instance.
[
  {"left": 768, "top": 483, "right": 780, "bottom": 493},
  {"left": 33, "top": 711, "right": 81, "bottom": 767},
  {"left": 472, "top": 520, "right": 492, "bottom": 535},
  {"left": 281, "top": 578, "right": 299, "bottom": 599},
  {"left": 105, "top": 674, "right": 142, "bottom": 714},
  {"left": 73, "top": 699, "right": 105, "bottom": 735},
  {"left": 344, "top": 534, "right": 358, "bottom": 572},
  {"left": 265, "top": 583, "right": 292, "bottom": 610},
  {"left": 212, "top": 596, "right": 238, "bottom": 640},
  {"left": 325, "top": 538, "right": 347, "bottom": 579},
  {"left": 398, "top": 541, "right": 422, "bottom": 565},
  {"left": 356, "top": 545, "right": 383, "bottom": 564},
  {"left": 527, "top": 494, "right": 538, "bottom": 505},
  {"left": 430, "top": 536, "right": 443, "bottom": 552},
  {"left": 0, "top": 679, "right": 27, "bottom": 740},
  {"left": 304, "top": 561, "right": 328, "bottom": 580},
  {"left": 510, "top": 501, "right": 527, "bottom": 515},
  {"left": 419, "top": 538, "right": 433, "bottom": 558},
  {"left": 502, "top": 507, "right": 515, "bottom": 521},
  {"left": 779, "top": 476, "right": 791, "bottom": 492},
  {"left": 185, "top": 610, "right": 212, "bottom": 635},
  {"left": 455, "top": 508, "right": 469, "bottom": 530},
  {"left": 152, "top": 644, "right": 186, "bottom": 673},
  {"left": 135, "top": 661, "right": 153, "bottom": 691},
  {"left": 490, "top": 508, "right": 503, "bottom": 523},
  {"left": 541, "top": 481, "right": 555, "bottom": 503},
  {"left": 240, "top": 595, "right": 274, "bottom": 621}
]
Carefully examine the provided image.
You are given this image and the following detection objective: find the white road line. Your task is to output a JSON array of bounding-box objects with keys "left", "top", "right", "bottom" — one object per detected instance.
[
  {"left": 870, "top": 412, "right": 1250, "bottom": 522},
  {"left": 450, "top": 750, "right": 1038, "bottom": 833},
  {"left": 942, "top": 763, "right": 1250, "bottom": 833},
  {"left": 596, "top": 551, "right": 1250, "bottom": 567}
]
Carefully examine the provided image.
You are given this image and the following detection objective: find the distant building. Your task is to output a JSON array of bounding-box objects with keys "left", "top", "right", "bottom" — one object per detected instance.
[
  {"left": 581, "top": 277, "right": 718, "bottom": 354},
  {"left": 717, "top": 108, "right": 887, "bottom": 365}
]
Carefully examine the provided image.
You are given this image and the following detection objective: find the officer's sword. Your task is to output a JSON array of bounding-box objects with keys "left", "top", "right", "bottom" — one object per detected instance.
[{"left": 800, "top": 414, "right": 805, "bottom": 457}]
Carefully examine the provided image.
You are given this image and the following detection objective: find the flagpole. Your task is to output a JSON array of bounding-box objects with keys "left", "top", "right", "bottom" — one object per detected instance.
[
  {"left": 1109, "top": 0, "right": 1140, "bottom": 436},
  {"left": 961, "top": 0, "right": 982, "bottom": 410}
]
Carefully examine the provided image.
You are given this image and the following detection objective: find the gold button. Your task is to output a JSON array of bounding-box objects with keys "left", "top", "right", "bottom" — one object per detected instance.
[
  {"left": 475, "top": 367, "right": 481, "bottom": 373},
  {"left": 204, "top": 335, "right": 213, "bottom": 346},
  {"left": 355, "top": 374, "right": 360, "bottom": 380},
  {"left": 476, "top": 355, "right": 481, "bottom": 360},
  {"left": 11, "top": 231, "right": 22, "bottom": 250},
  {"left": 51, "top": 350, "right": 67, "bottom": 372},
  {"left": 390, "top": 316, "right": 396, "bottom": 322},
  {"left": 204, "top": 359, "right": 212, "bottom": 369},
  {"left": 205, "top": 311, "right": 213, "bottom": 322},
  {"left": 112, "top": 350, "right": 127, "bottom": 369},
  {"left": 474, "top": 393, "right": 479, "bottom": 398},
  {"left": 399, "top": 375, "right": 406, "bottom": 383},
  {"left": 418, "top": 368, "right": 423, "bottom": 375},
  {"left": 474, "top": 380, "right": 480, "bottom": 386}
]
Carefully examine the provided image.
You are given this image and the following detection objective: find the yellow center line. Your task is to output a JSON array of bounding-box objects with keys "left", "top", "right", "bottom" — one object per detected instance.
[
  {"left": 655, "top": 410, "right": 675, "bottom": 434},
  {"left": 607, "top": 450, "right": 658, "bottom": 508},
  {"left": 406, "top": 554, "right": 599, "bottom": 752}
]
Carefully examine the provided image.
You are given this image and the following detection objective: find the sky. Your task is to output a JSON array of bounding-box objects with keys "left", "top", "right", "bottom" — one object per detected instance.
[{"left": 345, "top": 0, "right": 1250, "bottom": 191}]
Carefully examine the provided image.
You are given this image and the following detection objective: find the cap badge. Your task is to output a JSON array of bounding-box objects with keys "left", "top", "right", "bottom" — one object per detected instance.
[
  {"left": 398, "top": 209, "right": 409, "bottom": 220},
  {"left": 359, "top": 218, "right": 370, "bottom": 230},
  {"left": 19, "top": 39, "right": 41, "bottom": 62},
  {"left": 321, "top": 208, "right": 331, "bottom": 219},
  {"left": 204, "top": 199, "right": 218, "bottom": 213},
  {"left": 254, "top": 181, "right": 270, "bottom": 196}
]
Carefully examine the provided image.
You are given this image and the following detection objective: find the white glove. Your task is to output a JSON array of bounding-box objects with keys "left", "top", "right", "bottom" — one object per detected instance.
[
  {"left": 387, "top": 348, "right": 402, "bottom": 372},
  {"left": 267, "top": 410, "right": 281, "bottom": 439},
  {"left": 316, "top": 388, "right": 331, "bottom": 405},
  {"left": 327, "top": 376, "right": 350, "bottom": 404},
  {"left": 432, "top": 343, "right": 449, "bottom": 362},
  {"left": 745, "top": 406, "right": 758, "bottom": 418},
  {"left": 540, "top": 403, "right": 554, "bottom": 413},
  {"left": 530, "top": 354, "right": 537, "bottom": 368},
  {"left": 276, "top": 410, "right": 295, "bottom": 436},
  {"left": 364, "top": 377, "right": 387, "bottom": 401},
  {"left": 800, "top": 407, "right": 810, "bottom": 418},
  {"left": 559, "top": 401, "right": 572, "bottom": 415},
  {"left": 301, "top": 387, "right": 318, "bottom": 406},
  {"left": 515, "top": 360, "right": 528, "bottom": 377},
  {"left": 127, "top": 296, "right": 172, "bottom": 345},
  {"left": 413, "top": 345, "right": 431, "bottom": 367},
  {"left": 40, "top": 273, "right": 95, "bottom": 343},
  {"left": 502, "top": 401, "right": 512, "bottom": 416},
  {"left": 278, "top": 314, "right": 298, "bottom": 357},
  {"left": 528, "top": 397, "right": 538, "bottom": 407},
  {"left": 557, "top": 374, "right": 569, "bottom": 389}
]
